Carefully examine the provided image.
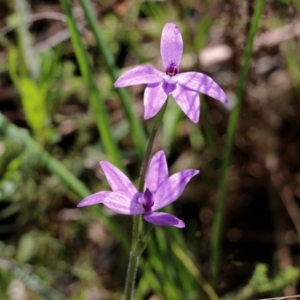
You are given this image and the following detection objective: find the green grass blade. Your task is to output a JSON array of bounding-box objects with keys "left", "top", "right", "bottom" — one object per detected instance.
[
  {"left": 171, "top": 242, "right": 219, "bottom": 300},
  {"left": 0, "top": 259, "right": 66, "bottom": 300},
  {"left": 0, "top": 116, "right": 89, "bottom": 198},
  {"left": 60, "top": 0, "right": 124, "bottom": 171},
  {"left": 8, "top": 48, "right": 46, "bottom": 138},
  {"left": 0, "top": 112, "right": 129, "bottom": 249},
  {"left": 14, "top": 0, "right": 40, "bottom": 80},
  {"left": 78, "top": 0, "right": 147, "bottom": 162},
  {"left": 10, "top": 0, "right": 48, "bottom": 141},
  {"left": 211, "top": 0, "right": 266, "bottom": 284},
  {"left": 284, "top": 40, "right": 300, "bottom": 96}
]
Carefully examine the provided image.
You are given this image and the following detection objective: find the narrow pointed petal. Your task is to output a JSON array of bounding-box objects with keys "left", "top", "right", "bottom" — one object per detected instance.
[
  {"left": 78, "top": 191, "right": 144, "bottom": 215},
  {"left": 145, "top": 151, "right": 168, "bottom": 193},
  {"left": 153, "top": 169, "right": 200, "bottom": 211},
  {"left": 77, "top": 191, "right": 110, "bottom": 207},
  {"left": 160, "top": 23, "right": 183, "bottom": 70},
  {"left": 177, "top": 72, "right": 227, "bottom": 103},
  {"left": 100, "top": 162, "right": 137, "bottom": 198},
  {"left": 144, "top": 82, "right": 168, "bottom": 119},
  {"left": 144, "top": 212, "right": 185, "bottom": 228},
  {"left": 172, "top": 85, "right": 200, "bottom": 123},
  {"left": 114, "top": 66, "right": 163, "bottom": 87}
]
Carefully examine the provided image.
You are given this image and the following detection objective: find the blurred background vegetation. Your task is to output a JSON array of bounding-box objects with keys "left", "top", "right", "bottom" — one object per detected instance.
[{"left": 0, "top": 0, "right": 300, "bottom": 299}]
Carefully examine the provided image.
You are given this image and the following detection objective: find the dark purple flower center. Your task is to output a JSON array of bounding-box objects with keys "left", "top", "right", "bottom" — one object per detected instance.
[
  {"left": 140, "top": 188, "right": 154, "bottom": 213},
  {"left": 166, "top": 62, "right": 179, "bottom": 76}
]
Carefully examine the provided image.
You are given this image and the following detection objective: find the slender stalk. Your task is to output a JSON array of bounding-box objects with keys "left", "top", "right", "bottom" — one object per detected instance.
[
  {"left": 123, "top": 100, "right": 169, "bottom": 300},
  {"left": 138, "top": 100, "right": 169, "bottom": 192},
  {"left": 211, "top": 0, "right": 266, "bottom": 284}
]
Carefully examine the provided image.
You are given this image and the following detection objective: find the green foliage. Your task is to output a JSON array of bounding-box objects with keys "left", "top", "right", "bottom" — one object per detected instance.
[
  {"left": 211, "top": 0, "right": 266, "bottom": 283},
  {"left": 223, "top": 264, "right": 300, "bottom": 300},
  {"left": 0, "top": 0, "right": 299, "bottom": 299},
  {"left": 8, "top": 48, "right": 48, "bottom": 140}
]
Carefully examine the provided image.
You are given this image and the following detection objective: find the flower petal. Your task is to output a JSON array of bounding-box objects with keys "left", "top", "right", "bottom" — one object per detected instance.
[
  {"left": 144, "top": 82, "right": 168, "bottom": 119},
  {"left": 100, "top": 161, "right": 137, "bottom": 198},
  {"left": 144, "top": 212, "right": 185, "bottom": 228},
  {"left": 177, "top": 72, "right": 227, "bottom": 103},
  {"left": 153, "top": 169, "right": 200, "bottom": 211},
  {"left": 77, "top": 191, "right": 110, "bottom": 207},
  {"left": 172, "top": 85, "right": 200, "bottom": 123},
  {"left": 160, "top": 23, "right": 183, "bottom": 70},
  {"left": 145, "top": 151, "right": 168, "bottom": 194},
  {"left": 78, "top": 191, "right": 144, "bottom": 215},
  {"left": 114, "top": 66, "right": 163, "bottom": 87}
]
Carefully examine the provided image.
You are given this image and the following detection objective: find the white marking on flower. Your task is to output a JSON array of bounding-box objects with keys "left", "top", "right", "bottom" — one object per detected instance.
[{"left": 163, "top": 75, "right": 178, "bottom": 84}]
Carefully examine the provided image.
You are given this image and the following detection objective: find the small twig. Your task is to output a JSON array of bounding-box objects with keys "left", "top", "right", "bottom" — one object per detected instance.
[
  {"left": 0, "top": 12, "right": 67, "bottom": 36},
  {"left": 0, "top": 10, "right": 85, "bottom": 59},
  {"left": 254, "top": 21, "right": 300, "bottom": 50},
  {"left": 257, "top": 295, "right": 300, "bottom": 300},
  {"left": 200, "top": 21, "right": 300, "bottom": 68},
  {"left": 34, "top": 25, "right": 85, "bottom": 53},
  {"left": 280, "top": 185, "right": 300, "bottom": 236}
]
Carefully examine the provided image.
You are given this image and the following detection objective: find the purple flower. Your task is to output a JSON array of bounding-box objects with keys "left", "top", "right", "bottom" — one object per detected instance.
[
  {"left": 78, "top": 151, "right": 199, "bottom": 228},
  {"left": 114, "top": 23, "right": 227, "bottom": 123}
]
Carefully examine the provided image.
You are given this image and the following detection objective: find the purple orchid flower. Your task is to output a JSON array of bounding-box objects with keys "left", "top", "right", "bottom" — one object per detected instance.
[
  {"left": 114, "top": 23, "right": 227, "bottom": 123},
  {"left": 78, "top": 151, "right": 199, "bottom": 228}
]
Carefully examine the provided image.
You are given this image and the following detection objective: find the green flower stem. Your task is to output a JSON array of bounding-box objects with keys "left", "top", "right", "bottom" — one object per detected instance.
[
  {"left": 138, "top": 99, "right": 169, "bottom": 193},
  {"left": 124, "top": 99, "right": 169, "bottom": 300},
  {"left": 211, "top": 0, "right": 266, "bottom": 285}
]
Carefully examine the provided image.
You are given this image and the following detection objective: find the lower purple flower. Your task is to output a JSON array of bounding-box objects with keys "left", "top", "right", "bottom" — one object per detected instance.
[{"left": 77, "top": 151, "right": 199, "bottom": 228}]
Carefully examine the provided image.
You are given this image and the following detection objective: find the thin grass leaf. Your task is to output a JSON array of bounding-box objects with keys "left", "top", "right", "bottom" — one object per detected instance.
[
  {"left": 0, "top": 112, "right": 129, "bottom": 250},
  {"left": 60, "top": 0, "right": 124, "bottom": 171},
  {"left": 150, "top": 206, "right": 202, "bottom": 295},
  {"left": 151, "top": 227, "right": 200, "bottom": 299},
  {"left": 18, "top": 79, "right": 47, "bottom": 133},
  {"left": 147, "top": 233, "right": 179, "bottom": 299},
  {"left": 77, "top": 0, "right": 147, "bottom": 162},
  {"left": 195, "top": 14, "right": 213, "bottom": 51},
  {"left": 171, "top": 242, "right": 219, "bottom": 300},
  {"left": 13, "top": 270, "right": 64, "bottom": 300},
  {"left": 14, "top": 0, "right": 40, "bottom": 80},
  {"left": 211, "top": 0, "right": 266, "bottom": 284},
  {"left": 0, "top": 259, "right": 66, "bottom": 300},
  {"left": 135, "top": 261, "right": 161, "bottom": 298},
  {"left": 8, "top": 47, "right": 48, "bottom": 141},
  {"left": 284, "top": 40, "right": 300, "bottom": 96}
]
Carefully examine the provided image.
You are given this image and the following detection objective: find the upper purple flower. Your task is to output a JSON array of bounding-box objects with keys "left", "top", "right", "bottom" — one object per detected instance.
[
  {"left": 77, "top": 151, "right": 199, "bottom": 228},
  {"left": 114, "top": 23, "right": 227, "bottom": 123}
]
